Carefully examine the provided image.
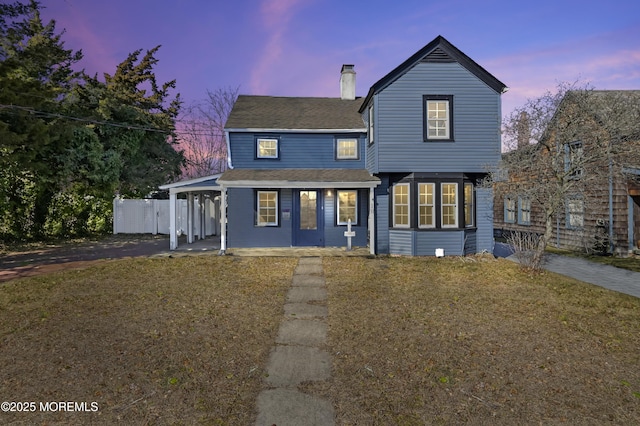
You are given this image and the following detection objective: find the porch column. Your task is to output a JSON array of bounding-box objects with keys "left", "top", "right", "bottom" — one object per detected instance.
[
  {"left": 368, "top": 187, "right": 375, "bottom": 255},
  {"left": 187, "top": 192, "right": 194, "bottom": 244},
  {"left": 169, "top": 190, "right": 177, "bottom": 250},
  {"left": 199, "top": 193, "right": 205, "bottom": 240},
  {"left": 219, "top": 187, "right": 227, "bottom": 254}
]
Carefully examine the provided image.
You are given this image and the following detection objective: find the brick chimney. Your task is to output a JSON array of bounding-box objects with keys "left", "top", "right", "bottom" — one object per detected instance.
[{"left": 340, "top": 64, "right": 356, "bottom": 100}]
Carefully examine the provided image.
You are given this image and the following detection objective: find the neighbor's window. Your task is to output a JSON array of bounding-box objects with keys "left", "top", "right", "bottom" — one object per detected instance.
[
  {"left": 424, "top": 95, "right": 453, "bottom": 141},
  {"left": 464, "top": 183, "right": 474, "bottom": 227},
  {"left": 336, "top": 138, "right": 358, "bottom": 160},
  {"left": 567, "top": 197, "right": 584, "bottom": 229},
  {"left": 418, "top": 183, "right": 435, "bottom": 228},
  {"left": 504, "top": 197, "right": 516, "bottom": 224},
  {"left": 337, "top": 190, "right": 357, "bottom": 225},
  {"left": 393, "top": 183, "right": 410, "bottom": 227},
  {"left": 565, "top": 141, "right": 584, "bottom": 179},
  {"left": 257, "top": 138, "right": 278, "bottom": 159},
  {"left": 256, "top": 190, "right": 278, "bottom": 226},
  {"left": 441, "top": 183, "right": 458, "bottom": 227},
  {"left": 518, "top": 196, "right": 531, "bottom": 225}
]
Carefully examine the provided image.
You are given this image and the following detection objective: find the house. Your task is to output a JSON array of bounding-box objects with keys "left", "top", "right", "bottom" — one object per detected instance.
[
  {"left": 215, "top": 35, "right": 507, "bottom": 255},
  {"left": 493, "top": 90, "right": 640, "bottom": 255}
]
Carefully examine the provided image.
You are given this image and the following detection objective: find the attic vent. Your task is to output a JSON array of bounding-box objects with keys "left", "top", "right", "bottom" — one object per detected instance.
[{"left": 422, "top": 48, "right": 454, "bottom": 63}]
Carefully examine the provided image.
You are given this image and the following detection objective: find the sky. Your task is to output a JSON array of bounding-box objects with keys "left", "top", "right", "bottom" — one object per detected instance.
[{"left": 40, "top": 0, "right": 640, "bottom": 119}]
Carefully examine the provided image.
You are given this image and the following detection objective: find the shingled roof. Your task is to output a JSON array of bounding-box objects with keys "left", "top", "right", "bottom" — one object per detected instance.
[
  {"left": 218, "top": 168, "right": 379, "bottom": 188},
  {"left": 224, "top": 95, "right": 365, "bottom": 130}
]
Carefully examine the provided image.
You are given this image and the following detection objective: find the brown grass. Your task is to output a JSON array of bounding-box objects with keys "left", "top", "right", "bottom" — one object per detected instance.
[
  {"left": 0, "top": 256, "right": 296, "bottom": 425},
  {"left": 307, "top": 255, "right": 640, "bottom": 425},
  {"left": 2, "top": 254, "right": 640, "bottom": 425}
]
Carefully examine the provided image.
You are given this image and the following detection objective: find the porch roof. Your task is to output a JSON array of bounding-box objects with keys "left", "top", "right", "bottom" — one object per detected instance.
[
  {"left": 158, "top": 173, "right": 222, "bottom": 194},
  {"left": 217, "top": 168, "right": 380, "bottom": 188}
]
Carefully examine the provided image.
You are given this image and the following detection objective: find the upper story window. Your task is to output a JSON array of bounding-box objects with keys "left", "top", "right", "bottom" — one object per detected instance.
[
  {"left": 423, "top": 95, "right": 454, "bottom": 141},
  {"left": 257, "top": 138, "right": 279, "bottom": 159},
  {"left": 336, "top": 138, "right": 358, "bottom": 160},
  {"left": 564, "top": 141, "right": 584, "bottom": 179}
]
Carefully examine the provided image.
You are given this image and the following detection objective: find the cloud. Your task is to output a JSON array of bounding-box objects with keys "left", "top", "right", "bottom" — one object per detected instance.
[{"left": 249, "top": 0, "right": 307, "bottom": 94}]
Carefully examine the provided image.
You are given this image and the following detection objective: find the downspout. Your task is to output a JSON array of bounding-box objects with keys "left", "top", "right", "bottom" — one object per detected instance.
[
  {"left": 225, "top": 131, "right": 234, "bottom": 170},
  {"left": 369, "top": 187, "right": 375, "bottom": 255},
  {"left": 608, "top": 141, "right": 614, "bottom": 254}
]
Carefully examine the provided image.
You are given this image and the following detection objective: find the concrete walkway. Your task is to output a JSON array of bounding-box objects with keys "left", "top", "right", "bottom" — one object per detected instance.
[
  {"left": 539, "top": 253, "right": 640, "bottom": 299},
  {"left": 255, "top": 257, "right": 335, "bottom": 426}
]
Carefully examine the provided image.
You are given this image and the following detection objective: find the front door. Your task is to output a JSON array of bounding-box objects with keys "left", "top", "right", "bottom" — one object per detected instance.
[{"left": 293, "top": 189, "right": 324, "bottom": 246}]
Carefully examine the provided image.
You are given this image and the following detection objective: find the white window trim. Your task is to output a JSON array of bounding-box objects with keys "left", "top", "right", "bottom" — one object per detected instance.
[
  {"left": 336, "top": 138, "right": 358, "bottom": 160},
  {"left": 393, "top": 183, "right": 410, "bottom": 228},
  {"left": 418, "top": 183, "right": 435, "bottom": 228},
  {"left": 256, "top": 190, "right": 278, "bottom": 226},
  {"left": 425, "top": 99, "right": 451, "bottom": 140},
  {"left": 441, "top": 182, "right": 458, "bottom": 228},
  {"left": 257, "top": 138, "right": 278, "bottom": 159},
  {"left": 337, "top": 190, "right": 358, "bottom": 225},
  {"left": 464, "top": 182, "right": 474, "bottom": 228},
  {"left": 368, "top": 106, "right": 374, "bottom": 145}
]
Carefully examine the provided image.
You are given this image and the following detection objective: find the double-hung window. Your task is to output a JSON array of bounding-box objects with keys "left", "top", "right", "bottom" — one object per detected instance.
[
  {"left": 565, "top": 141, "right": 584, "bottom": 179},
  {"left": 567, "top": 197, "right": 584, "bottom": 229},
  {"left": 464, "top": 183, "right": 474, "bottom": 227},
  {"left": 441, "top": 183, "right": 458, "bottom": 227},
  {"left": 336, "top": 138, "right": 358, "bottom": 160},
  {"left": 424, "top": 95, "right": 453, "bottom": 141},
  {"left": 256, "top": 190, "right": 278, "bottom": 226},
  {"left": 337, "top": 190, "right": 357, "bottom": 225},
  {"left": 257, "top": 138, "right": 278, "bottom": 159},
  {"left": 504, "top": 197, "right": 516, "bottom": 224},
  {"left": 518, "top": 197, "right": 531, "bottom": 225},
  {"left": 418, "top": 183, "right": 435, "bottom": 228},
  {"left": 393, "top": 183, "right": 410, "bottom": 228}
]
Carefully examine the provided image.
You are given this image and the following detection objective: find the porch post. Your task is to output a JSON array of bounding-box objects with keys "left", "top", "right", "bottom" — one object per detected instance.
[
  {"left": 169, "top": 190, "right": 177, "bottom": 250},
  {"left": 187, "top": 192, "right": 194, "bottom": 244},
  {"left": 219, "top": 187, "right": 227, "bottom": 254},
  {"left": 368, "top": 187, "right": 375, "bottom": 255}
]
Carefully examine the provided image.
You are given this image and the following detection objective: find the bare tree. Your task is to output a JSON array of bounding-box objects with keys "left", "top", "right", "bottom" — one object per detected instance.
[
  {"left": 491, "top": 82, "right": 640, "bottom": 268},
  {"left": 178, "top": 86, "right": 239, "bottom": 179}
]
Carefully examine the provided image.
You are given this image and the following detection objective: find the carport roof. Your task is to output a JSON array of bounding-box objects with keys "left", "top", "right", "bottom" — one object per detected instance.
[{"left": 158, "top": 174, "right": 222, "bottom": 193}]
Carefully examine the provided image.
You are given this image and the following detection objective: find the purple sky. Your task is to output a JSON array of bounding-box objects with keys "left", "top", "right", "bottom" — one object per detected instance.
[{"left": 41, "top": 0, "right": 640, "bottom": 119}]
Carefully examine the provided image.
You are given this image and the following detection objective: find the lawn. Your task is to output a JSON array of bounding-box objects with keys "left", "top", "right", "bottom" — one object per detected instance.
[
  {"left": 310, "top": 256, "right": 640, "bottom": 424},
  {"left": 0, "top": 256, "right": 296, "bottom": 425},
  {"left": 1, "top": 255, "right": 639, "bottom": 425}
]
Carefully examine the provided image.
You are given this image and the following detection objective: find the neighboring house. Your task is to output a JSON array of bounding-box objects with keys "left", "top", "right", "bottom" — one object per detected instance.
[
  {"left": 215, "top": 35, "right": 507, "bottom": 255},
  {"left": 493, "top": 90, "right": 640, "bottom": 255},
  {"left": 160, "top": 36, "right": 506, "bottom": 254}
]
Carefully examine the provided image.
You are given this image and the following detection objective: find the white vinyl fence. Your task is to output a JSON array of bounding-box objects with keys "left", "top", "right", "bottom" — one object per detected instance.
[{"left": 113, "top": 197, "right": 218, "bottom": 236}]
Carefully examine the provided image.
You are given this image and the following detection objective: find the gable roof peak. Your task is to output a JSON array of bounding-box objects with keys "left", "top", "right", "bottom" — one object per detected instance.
[{"left": 359, "top": 35, "right": 507, "bottom": 112}]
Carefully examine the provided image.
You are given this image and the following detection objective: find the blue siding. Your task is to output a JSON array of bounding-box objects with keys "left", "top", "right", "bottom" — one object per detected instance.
[
  {"left": 376, "top": 194, "right": 389, "bottom": 254},
  {"left": 389, "top": 230, "right": 413, "bottom": 255},
  {"left": 324, "top": 190, "right": 368, "bottom": 247},
  {"left": 415, "top": 231, "right": 465, "bottom": 256},
  {"left": 476, "top": 188, "right": 494, "bottom": 253},
  {"left": 229, "top": 133, "right": 367, "bottom": 169},
  {"left": 374, "top": 62, "right": 501, "bottom": 173},
  {"left": 226, "top": 188, "right": 292, "bottom": 248},
  {"left": 464, "top": 229, "right": 477, "bottom": 254}
]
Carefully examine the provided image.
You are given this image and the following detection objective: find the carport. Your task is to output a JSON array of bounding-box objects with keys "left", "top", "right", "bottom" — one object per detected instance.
[{"left": 158, "top": 174, "right": 222, "bottom": 250}]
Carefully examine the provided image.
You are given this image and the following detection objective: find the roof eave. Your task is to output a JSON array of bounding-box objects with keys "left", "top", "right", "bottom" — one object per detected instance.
[{"left": 224, "top": 128, "right": 366, "bottom": 133}]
